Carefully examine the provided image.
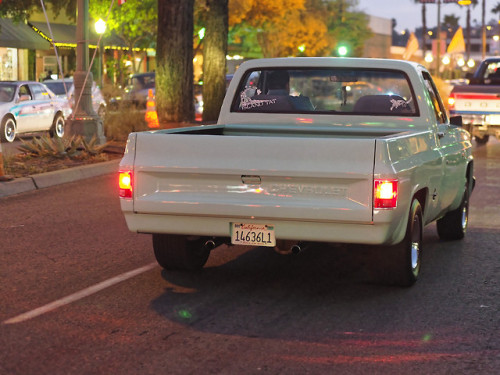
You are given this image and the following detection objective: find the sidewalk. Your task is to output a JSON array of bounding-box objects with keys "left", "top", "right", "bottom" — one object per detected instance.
[{"left": 0, "top": 159, "right": 120, "bottom": 198}]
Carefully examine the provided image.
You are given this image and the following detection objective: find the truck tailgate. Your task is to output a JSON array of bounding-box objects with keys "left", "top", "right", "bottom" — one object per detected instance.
[{"left": 132, "top": 132, "right": 376, "bottom": 223}]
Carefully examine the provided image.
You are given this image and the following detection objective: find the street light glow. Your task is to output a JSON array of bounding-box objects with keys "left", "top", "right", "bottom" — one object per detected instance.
[
  {"left": 198, "top": 27, "right": 205, "bottom": 40},
  {"left": 95, "top": 18, "right": 106, "bottom": 34}
]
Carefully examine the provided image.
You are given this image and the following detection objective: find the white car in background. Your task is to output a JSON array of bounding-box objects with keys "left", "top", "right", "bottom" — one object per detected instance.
[
  {"left": 43, "top": 78, "right": 106, "bottom": 118},
  {"left": 0, "top": 81, "right": 72, "bottom": 143}
]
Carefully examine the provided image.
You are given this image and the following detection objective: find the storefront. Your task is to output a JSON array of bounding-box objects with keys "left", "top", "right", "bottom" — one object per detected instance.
[{"left": 0, "top": 18, "right": 50, "bottom": 81}]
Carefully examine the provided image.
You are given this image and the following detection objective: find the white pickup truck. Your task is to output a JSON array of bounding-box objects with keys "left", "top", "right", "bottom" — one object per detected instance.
[{"left": 119, "top": 57, "right": 474, "bottom": 286}]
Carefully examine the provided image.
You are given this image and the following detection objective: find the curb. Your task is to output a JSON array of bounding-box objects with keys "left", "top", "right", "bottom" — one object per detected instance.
[{"left": 0, "top": 159, "right": 120, "bottom": 198}]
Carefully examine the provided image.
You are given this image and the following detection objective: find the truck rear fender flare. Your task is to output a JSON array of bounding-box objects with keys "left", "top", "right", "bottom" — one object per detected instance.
[
  {"left": 413, "top": 188, "right": 427, "bottom": 216},
  {"left": 466, "top": 161, "right": 475, "bottom": 194}
]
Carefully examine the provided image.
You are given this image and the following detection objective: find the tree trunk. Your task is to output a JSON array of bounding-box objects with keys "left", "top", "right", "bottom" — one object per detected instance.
[
  {"left": 156, "top": 0, "right": 195, "bottom": 125},
  {"left": 202, "top": 0, "right": 228, "bottom": 122}
]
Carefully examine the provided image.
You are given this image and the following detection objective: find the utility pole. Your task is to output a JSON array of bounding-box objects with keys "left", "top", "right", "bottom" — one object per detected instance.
[
  {"left": 437, "top": 0, "right": 442, "bottom": 77},
  {"left": 66, "top": 0, "right": 106, "bottom": 144},
  {"left": 482, "top": 0, "right": 486, "bottom": 59}
]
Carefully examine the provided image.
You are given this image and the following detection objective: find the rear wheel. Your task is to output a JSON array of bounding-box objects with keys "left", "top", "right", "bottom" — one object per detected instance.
[
  {"left": 152, "top": 234, "right": 210, "bottom": 271},
  {"left": 437, "top": 183, "right": 469, "bottom": 241},
  {"left": 1, "top": 116, "right": 16, "bottom": 143},
  {"left": 387, "top": 199, "right": 423, "bottom": 287},
  {"left": 49, "top": 114, "right": 65, "bottom": 139}
]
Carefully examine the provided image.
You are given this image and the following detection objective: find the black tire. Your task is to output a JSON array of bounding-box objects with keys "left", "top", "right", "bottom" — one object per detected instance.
[
  {"left": 152, "top": 234, "right": 210, "bottom": 271},
  {"left": 1, "top": 116, "right": 16, "bottom": 143},
  {"left": 475, "top": 135, "right": 489, "bottom": 145},
  {"left": 49, "top": 114, "right": 65, "bottom": 139},
  {"left": 387, "top": 199, "right": 423, "bottom": 287},
  {"left": 437, "top": 183, "right": 469, "bottom": 241}
]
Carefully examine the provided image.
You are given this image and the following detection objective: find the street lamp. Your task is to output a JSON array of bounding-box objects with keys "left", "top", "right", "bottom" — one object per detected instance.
[
  {"left": 94, "top": 18, "right": 106, "bottom": 88},
  {"left": 425, "top": 52, "right": 434, "bottom": 64}
]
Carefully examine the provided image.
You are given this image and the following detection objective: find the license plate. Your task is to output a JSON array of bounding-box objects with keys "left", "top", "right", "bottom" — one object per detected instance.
[{"left": 230, "top": 223, "right": 276, "bottom": 247}]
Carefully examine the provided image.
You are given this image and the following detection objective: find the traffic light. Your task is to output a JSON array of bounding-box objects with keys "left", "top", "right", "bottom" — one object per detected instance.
[{"left": 337, "top": 45, "right": 348, "bottom": 57}]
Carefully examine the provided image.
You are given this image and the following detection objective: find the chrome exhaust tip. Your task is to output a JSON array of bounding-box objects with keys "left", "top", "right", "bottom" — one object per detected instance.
[
  {"left": 203, "top": 239, "right": 217, "bottom": 251},
  {"left": 291, "top": 244, "right": 302, "bottom": 255}
]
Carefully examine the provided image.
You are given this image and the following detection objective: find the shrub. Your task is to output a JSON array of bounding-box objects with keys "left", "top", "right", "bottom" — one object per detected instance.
[
  {"left": 103, "top": 104, "right": 150, "bottom": 141},
  {"left": 17, "top": 135, "right": 107, "bottom": 159}
]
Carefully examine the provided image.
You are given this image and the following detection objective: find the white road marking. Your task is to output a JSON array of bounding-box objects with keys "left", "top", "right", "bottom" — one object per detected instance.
[{"left": 3, "top": 262, "right": 158, "bottom": 325}]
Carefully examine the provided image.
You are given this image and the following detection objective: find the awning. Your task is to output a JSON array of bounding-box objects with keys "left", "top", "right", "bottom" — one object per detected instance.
[
  {"left": 29, "top": 21, "right": 77, "bottom": 47},
  {"left": 0, "top": 18, "right": 51, "bottom": 50}
]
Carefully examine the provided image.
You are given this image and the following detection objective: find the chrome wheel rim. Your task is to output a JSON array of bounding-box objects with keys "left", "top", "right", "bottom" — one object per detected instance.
[
  {"left": 410, "top": 214, "right": 422, "bottom": 275},
  {"left": 461, "top": 206, "right": 468, "bottom": 232},
  {"left": 55, "top": 117, "right": 64, "bottom": 138},
  {"left": 411, "top": 241, "right": 420, "bottom": 271},
  {"left": 4, "top": 118, "right": 15, "bottom": 142}
]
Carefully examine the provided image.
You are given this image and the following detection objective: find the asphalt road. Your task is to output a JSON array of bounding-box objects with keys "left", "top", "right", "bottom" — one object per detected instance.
[{"left": 0, "top": 141, "right": 499, "bottom": 375}]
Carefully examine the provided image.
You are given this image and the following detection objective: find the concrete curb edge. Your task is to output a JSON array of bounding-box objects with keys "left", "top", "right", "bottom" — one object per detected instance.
[{"left": 0, "top": 159, "right": 120, "bottom": 198}]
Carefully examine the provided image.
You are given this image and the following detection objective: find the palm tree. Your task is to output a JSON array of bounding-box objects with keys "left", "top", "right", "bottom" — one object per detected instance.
[
  {"left": 443, "top": 14, "right": 460, "bottom": 32},
  {"left": 414, "top": 0, "right": 428, "bottom": 55},
  {"left": 456, "top": 0, "right": 479, "bottom": 60},
  {"left": 493, "top": 2, "right": 500, "bottom": 30}
]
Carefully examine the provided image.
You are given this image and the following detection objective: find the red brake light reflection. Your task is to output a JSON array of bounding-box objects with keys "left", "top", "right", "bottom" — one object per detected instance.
[
  {"left": 374, "top": 179, "right": 398, "bottom": 209},
  {"left": 119, "top": 170, "right": 133, "bottom": 198},
  {"left": 448, "top": 93, "right": 456, "bottom": 110}
]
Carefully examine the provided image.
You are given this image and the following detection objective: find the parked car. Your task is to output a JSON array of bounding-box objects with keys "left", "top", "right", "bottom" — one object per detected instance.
[
  {"left": 43, "top": 78, "right": 106, "bottom": 118},
  {"left": 0, "top": 81, "right": 72, "bottom": 143},
  {"left": 113, "top": 72, "right": 232, "bottom": 120}
]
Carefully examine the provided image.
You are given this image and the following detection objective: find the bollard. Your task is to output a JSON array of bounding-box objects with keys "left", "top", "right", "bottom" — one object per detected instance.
[{"left": 0, "top": 141, "right": 14, "bottom": 182}]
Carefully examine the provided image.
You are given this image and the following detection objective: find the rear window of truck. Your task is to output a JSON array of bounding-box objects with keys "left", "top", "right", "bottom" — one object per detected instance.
[{"left": 231, "top": 68, "right": 418, "bottom": 116}]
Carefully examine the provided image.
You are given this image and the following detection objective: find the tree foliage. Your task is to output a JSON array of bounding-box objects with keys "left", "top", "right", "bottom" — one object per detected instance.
[
  {"left": 0, "top": 0, "right": 75, "bottom": 22},
  {"left": 493, "top": 1, "right": 500, "bottom": 18},
  {"left": 89, "top": 0, "right": 157, "bottom": 74},
  {"left": 228, "top": 0, "right": 371, "bottom": 57}
]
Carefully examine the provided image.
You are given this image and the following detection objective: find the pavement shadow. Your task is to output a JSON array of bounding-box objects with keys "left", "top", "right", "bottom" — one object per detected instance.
[{"left": 149, "top": 241, "right": 415, "bottom": 341}]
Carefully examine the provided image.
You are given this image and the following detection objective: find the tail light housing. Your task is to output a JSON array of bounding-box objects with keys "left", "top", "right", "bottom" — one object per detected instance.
[
  {"left": 374, "top": 179, "right": 398, "bottom": 209},
  {"left": 447, "top": 93, "right": 456, "bottom": 111},
  {"left": 119, "top": 170, "right": 133, "bottom": 198}
]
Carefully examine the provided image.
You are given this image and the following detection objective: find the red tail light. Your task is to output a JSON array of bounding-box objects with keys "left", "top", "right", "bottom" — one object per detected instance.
[
  {"left": 374, "top": 179, "right": 398, "bottom": 209},
  {"left": 119, "top": 170, "right": 133, "bottom": 198},
  {"left": 447, "top": 93, "right": 456, "bottom": 111}
]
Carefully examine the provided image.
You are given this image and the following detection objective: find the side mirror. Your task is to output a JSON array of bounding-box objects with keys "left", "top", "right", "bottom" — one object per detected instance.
[{"left": 449, "top": 115, "right": 463, "bottom": 126}]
